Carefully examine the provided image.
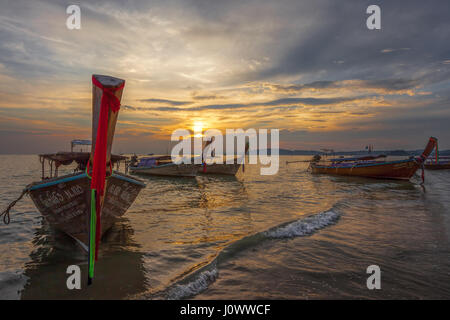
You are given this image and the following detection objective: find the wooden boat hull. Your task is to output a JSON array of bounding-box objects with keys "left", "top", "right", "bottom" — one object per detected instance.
[
  {"left": 129, "top": 163, "right": 197, "bottom": 177},
  {"left": 310, "top": 159, "right": 420, "bottom": 180},
  {"left": 424, "top": 162, "right": 450, "bottom": 170},
  {"left": 28, "top": 172, "right": 145, "bottom": 248},
  {"left": 197, "top": 163, "right": 243, "bottom": 176}
]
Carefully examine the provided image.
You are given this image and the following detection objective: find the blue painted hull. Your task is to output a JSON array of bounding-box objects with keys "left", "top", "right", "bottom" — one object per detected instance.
[{"left": 28, "top": 172, "right": 145, "bottom": 247}]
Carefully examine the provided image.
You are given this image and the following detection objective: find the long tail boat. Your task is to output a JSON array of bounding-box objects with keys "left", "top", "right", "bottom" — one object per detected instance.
[
  {"left": 3, "top": 75, "right": 145, "bottom": 253},
  {"left": 425, "top": 157, "right": 450, "bottom": 170},
  {"left": 424, "top": 139, "right": 450, "bottom": 170},
  {"left": 129, "top": 155, "right": 198, "bottom": 177},
  {"left": 310, "top": 137, "right": 437, "bottom": 180}
]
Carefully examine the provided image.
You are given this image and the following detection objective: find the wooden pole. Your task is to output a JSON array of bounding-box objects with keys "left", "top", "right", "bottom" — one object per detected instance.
[
  {"left": 88, "top": 74, "right": 125, "bottom": 285},
  {"left": 40, "top": 156, "right": 45, "bottom": 180},
  {"left": 90, "top": 75, "right": 125, "bottom": 174}
]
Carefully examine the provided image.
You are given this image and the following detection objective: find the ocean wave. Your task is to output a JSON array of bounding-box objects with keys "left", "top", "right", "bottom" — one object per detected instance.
[
  {"left": 162, "top": 209, "right": 340, "bottom": 300},
  {"left": 0, "top": 271, "right": 28, "bottom": 300},
  {"left": 167, "top": 266, "right": 218, "bottom": 300},
  {"left": 265, "top": 210, "right": 340, "bottom": 239}
]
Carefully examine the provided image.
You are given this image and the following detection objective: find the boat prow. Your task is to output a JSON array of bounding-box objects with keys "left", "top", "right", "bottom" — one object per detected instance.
[
  {"left": 424, "top": 139, "right": 450, "bottom": 170},
  {"left": 28, "top": 171, "right": 145, "bottom": 247},
  {"left": 25, "top": 75, "right": 146, "bottom": 249}
]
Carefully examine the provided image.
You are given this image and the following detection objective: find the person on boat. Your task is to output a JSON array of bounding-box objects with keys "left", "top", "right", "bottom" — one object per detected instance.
[
  {"left": 312, "top": 154, "right": 321, "bottom": 162},
  {"left": 130, "top": 154, "right": 138, "bottom": 167},
  {"left": 75, "top": 160, "right": 87, "bottom": 172}
]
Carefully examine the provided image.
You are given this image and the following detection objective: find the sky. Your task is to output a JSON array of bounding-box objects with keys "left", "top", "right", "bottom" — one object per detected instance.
[{"left": 0, "top": 0, "right": 450, "bottom": 154}]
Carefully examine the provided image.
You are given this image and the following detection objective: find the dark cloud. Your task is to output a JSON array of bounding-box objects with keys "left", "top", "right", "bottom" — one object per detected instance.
[
  {"left": 124, "top": 96, "right": 362, "bottom": 112},
  {"left": 260, "top": 97, "right": 359, "bottom": 106},
  {"left": 0, "top": 129, "right": 51, "bottom": 135},
  {"left": 191, "top": 93, "right": 225, "bottom": 100},
  {"left": 266, "top": 78, "right": 421, "bottom": 94},
  {"left": 138, "top": 98, "right": 191, "bottom": 106},
  {"left": 362, "top": 79, "right": 420, "bottom": 91},
  {"left": 242, "top": 0, "right": 450, "bottom": 84},
  {"left": 121, "top": 105, "right": 137, "bottom": 111}
]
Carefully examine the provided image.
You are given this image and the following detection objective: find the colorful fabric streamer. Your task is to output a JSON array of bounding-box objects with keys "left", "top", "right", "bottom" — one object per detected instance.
[
  {"left": 88, "top": 75, "right": 124, "bottom": 284},
  {"left": 436, "top": 140, "right": 439, "bottom": 164}
]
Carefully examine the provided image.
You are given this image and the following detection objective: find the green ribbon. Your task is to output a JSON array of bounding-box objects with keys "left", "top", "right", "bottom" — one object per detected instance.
[
  {"left": 436, "top": 142, "right": 439, "bottom": 164},
  {"left": 88, "top": 189, "right": 96, "bottom": 283}
]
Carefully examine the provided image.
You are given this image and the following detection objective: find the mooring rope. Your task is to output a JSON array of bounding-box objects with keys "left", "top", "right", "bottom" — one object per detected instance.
[
  {"left": 420, "top": 162, "right": 425, "bottom": 185},
  {"left": 0, "top": 188, "right": 29, "bottom": 224}
]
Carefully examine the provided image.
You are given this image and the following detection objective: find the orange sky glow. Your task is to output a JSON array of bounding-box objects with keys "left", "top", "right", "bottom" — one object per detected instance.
[{"left": 1, "top": 1, "right": 449, "bottom": 154}]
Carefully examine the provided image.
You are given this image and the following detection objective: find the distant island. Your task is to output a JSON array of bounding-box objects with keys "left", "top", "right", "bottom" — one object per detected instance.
[{"left": 271, "top": 148, "right": 450, "bottom": 156}]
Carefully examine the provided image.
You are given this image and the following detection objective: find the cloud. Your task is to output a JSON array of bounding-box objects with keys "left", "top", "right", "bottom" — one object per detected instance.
[
  {"left": 381, "top": 48, "right": 411, "bottom": 54},
  {"left": 263, "top": 78, "right": 421, "bottom": 94},
  {"left": 1, "top": 0, "right": 450, "bottom": 152},
  {"left": 191, "top": 92, "right": 226, "bottom": 100},
  {"left": 124, "top": 96, "right": 362, "bottom": 113},
  {"left": 137, "top": 98, "right": 192, "bottom": 106}
]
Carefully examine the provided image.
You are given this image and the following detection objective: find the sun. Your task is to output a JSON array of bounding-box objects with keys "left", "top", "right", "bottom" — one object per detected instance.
[{"left": 193, "top": 121, "right": 204, "bottom": 137}]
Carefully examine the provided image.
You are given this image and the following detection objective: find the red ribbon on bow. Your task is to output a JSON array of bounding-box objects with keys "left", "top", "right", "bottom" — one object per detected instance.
[{"left": 91, "top": 75, "right": 124, "bottom": 260}]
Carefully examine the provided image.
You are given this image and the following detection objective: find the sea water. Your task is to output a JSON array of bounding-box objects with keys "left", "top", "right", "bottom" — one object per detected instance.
[{"left": 0, "top": 155, "right": 449, "bottom": 299}]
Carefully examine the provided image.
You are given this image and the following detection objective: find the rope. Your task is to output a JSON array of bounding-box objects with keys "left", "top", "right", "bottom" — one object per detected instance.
[
  {"left": 0, "top": 188, "right": 29, "bottom": 224},
  {"left": 88, "top": 189, "right": 97, "bottom": 285},
  {"left": 421, "top": 163, "right": 425, "bottom": 185},
  {"left": 86, "top": 161, "right": 113, "bottom": 180}
]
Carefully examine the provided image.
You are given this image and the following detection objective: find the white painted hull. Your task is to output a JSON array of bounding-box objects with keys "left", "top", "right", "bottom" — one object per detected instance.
[
  {"left": 197, "top": 163, "right": 243, "bottom": 176},
  {"left": 130, "top": 163, "right": 197, "bottom": 177}
]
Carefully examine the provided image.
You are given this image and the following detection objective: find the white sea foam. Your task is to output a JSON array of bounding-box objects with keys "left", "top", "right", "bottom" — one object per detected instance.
[
  {"left": 165, "top": 209, "right": 339, "bottom": 299},
  {"left": 0, "top": 271, "right": 28, "bottom": 300},
  {"left": 167, "top": 267, "right": 218, "bottom": 300},
  {"left": 265, "top": 210, "right": 340, "bottom": 239}
]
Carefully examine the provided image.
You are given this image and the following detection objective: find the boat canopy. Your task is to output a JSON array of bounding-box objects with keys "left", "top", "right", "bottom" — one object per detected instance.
[
  {"left": 39, "top": 152, "right": 127, "bottom": 167},
  {"left": 71, "top": 139, "right": 91, "bottom": 152},
  {"left": 137, "top": 155, "right": 171, "bottom": 167},
  {"left": 71, "top": 139, "right": 91, "bottom": 146}
]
